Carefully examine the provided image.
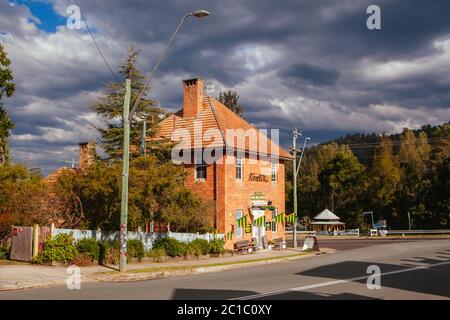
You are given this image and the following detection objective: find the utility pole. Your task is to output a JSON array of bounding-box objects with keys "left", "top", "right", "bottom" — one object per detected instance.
[
  {"left": 289, "top": 130, "right": 311, "bottom": 248},
  {"left": 291, "top": 129, "right": 300, "bottom": 248},
  {"left": 141, "top": 119, "right": 146, "bottom": 156},
  {"left": 118, "top": 10, "right": 210, "bottom": 272},
  {"left": 120, "top": 79, "right": 131, "bottom": 272},
  {"left": 407, "top": 212, "right": 411, "bottom": 230}
]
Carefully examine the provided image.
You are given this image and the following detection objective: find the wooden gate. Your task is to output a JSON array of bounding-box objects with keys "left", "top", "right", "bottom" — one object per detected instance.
[{"left": 10, "top": 226, "right": 33, "bottom": 261}]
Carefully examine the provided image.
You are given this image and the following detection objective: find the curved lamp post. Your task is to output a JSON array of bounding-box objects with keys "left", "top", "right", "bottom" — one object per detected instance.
[{"left": 120, "top": 10, "right": 210, "bottom": 272}]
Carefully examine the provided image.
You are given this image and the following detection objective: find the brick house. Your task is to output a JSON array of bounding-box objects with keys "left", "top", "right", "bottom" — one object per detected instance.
[{"left": 154, "top": 78, "right": 292, "bottom": 249}]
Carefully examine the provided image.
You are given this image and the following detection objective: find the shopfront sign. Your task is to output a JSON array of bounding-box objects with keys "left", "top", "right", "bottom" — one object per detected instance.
[
  {"left": 250, "top": 192, "right": 266, "bottom": 201},
  {"left": 252, "top": 209, "right": 265, "bottom": 219},
  {"left": 249, "top": 173, "right": 269, "bottom": 182},
  {"left": 245, "top": 224, "right": 252, "bottom": 233}
]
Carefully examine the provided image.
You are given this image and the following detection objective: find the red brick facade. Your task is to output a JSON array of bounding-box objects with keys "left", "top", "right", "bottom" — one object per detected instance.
[{"left": 155, "top": 78, "right": 292, "bottom": 249}]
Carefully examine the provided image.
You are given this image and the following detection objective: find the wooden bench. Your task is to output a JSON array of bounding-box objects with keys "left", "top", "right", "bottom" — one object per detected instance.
[
  {"left": 272, "top": 238, "right": 284, "bottom": 251},
  {"left": 234, "top": 240, "right": 255, "bottom": 253}
]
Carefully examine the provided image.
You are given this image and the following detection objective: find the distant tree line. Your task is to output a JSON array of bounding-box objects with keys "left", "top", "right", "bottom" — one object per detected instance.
[{"left": 286, "top": 122, "right": 450, "bottom": 230}]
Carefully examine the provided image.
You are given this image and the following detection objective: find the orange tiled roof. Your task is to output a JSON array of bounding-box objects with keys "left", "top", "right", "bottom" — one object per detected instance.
[
  {"left": 154, "top": 97, "right": 292, "bottom": 159},
  {"left": 43, "top": 167, "right": 73, "bottom": 184}
]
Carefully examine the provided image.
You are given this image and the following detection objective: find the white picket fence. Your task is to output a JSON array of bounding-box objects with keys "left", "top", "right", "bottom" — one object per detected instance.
[{"left": 50, "top": 225, "right": 223, "bottom": 251}]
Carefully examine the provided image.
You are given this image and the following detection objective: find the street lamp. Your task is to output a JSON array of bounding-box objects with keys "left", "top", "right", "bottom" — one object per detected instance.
[
  {"left": 129, "top": 10, "right": 210, "bottom": 119},
  {"left": 296, "top": 137, "right": 310, "bottom": 177},
  {"left": 290, "top": 130, "right": 311, "bottom": 248},
  {"left": 363, "top": 211, "right": 375, "bottom": 229},
  {"left": 120, "top": 10, "right": 210, "bottom": 272}
]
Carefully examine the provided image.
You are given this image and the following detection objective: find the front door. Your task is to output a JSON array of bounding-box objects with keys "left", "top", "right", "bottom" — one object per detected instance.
[{"left": 252, "top": 225, "right": 265, "bottom": 249}]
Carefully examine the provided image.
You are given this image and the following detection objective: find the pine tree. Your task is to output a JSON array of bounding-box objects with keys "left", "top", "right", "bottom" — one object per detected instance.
[
  {"left": 92, "top": 45, "right": 164, "bottom": 159},
  {"left": 218, "top": 90, "right": 244, "bottom": 116}
]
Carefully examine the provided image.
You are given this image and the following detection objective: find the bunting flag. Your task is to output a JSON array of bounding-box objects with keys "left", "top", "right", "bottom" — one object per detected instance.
[
  {"left": 253, "top": 216, "right": 266, "bottom": 227},
  {"left": 236, "top": 215, "right": 247, "bottom": 228},
  {"left": 274, "top": 212, "right": 285, "bottom": 224},
  {"left": 285, "top": 213, "right": 297, "bottom": 224}
]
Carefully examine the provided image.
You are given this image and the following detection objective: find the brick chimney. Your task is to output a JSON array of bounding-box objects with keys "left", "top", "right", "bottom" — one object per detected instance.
[
  {"left": 183, "top": 78, "right": 204, "bottom": 118},
  {"left": 78, "top": 141, "right": 95, "bottom": 171}
]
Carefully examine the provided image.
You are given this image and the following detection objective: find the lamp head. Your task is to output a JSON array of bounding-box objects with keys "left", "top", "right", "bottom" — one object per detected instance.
[{"left": 191, "top": 10, "right": 210, "bottom": 18}]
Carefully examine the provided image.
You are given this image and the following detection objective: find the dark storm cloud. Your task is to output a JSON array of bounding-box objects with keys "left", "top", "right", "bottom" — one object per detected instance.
[
  {"left": 278, "top": 63, "right": 341, "bottom": 87},
  {"left": 2, "top": 0, "right": 450, "bottom": 173}
]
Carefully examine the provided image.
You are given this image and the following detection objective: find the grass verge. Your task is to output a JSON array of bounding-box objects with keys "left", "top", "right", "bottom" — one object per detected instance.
[{"left": 97, "top": 252, "right": 308, "bottom": 275}]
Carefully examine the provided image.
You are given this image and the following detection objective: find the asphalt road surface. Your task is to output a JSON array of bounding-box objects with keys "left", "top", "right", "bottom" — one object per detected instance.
[{"left": 1, "top": 238, "right": 449, "bottom": 300}]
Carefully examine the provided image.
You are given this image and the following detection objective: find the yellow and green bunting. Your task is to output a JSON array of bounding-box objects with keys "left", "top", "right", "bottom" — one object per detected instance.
[
  {"left": 253, "top": 216, "right": 266, "bottom": 227},
  {"left": 236, "top": 215, "right": 247, "bottom": 228},
  {"left": 285, "top": 213, "right": 297, "bottom": 224},
  {"left": 274, "top": 212, "right": 285, "bottom": 224}
]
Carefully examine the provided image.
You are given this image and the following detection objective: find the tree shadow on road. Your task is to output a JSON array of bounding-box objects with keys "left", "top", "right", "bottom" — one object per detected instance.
[{"left": 295, "top": 256, "right": 450, "bottom": 298}]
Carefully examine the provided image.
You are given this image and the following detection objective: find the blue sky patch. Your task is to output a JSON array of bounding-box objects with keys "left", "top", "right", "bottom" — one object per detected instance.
[{"left": 14, "top": 0, "right": 66, "bottom": 33}]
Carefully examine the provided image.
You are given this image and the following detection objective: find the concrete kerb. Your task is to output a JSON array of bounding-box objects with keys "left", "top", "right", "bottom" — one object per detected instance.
[
  {"left": 0, "top": 248, "right": 335, "bottom": 291},
  {"left": 92, "top": 248, "right": 335, "bottom": 283}
]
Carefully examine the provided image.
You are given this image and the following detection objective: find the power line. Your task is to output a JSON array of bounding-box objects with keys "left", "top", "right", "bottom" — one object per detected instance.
[
  {"left": 73, "top": 0, "right": 120, "bottom": 82},
  {"left": 332, "top": 136, "right": 450, "bottom": 149}
]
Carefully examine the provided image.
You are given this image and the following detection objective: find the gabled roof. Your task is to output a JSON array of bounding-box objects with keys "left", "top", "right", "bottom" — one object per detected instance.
[
  {"left": 43, "top": 167, "right": 76, "bottom": 186},
  {"left": 313, "top": 209, "right": 341, "bottom": 221},
  {"left": 154, "top": 96, "right": 292, "bottom": 159}
]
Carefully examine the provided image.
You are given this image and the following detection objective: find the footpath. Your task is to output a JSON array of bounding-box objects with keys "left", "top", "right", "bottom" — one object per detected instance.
[{"left": 0, "top": 247, "right": 333, "bottom": 291}]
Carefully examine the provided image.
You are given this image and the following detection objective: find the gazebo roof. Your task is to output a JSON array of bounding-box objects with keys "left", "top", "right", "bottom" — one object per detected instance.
[{"left": 313, "top": 209, "right": 341, "bottom": 221}]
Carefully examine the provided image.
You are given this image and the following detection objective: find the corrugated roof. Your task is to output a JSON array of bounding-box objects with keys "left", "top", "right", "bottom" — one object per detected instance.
[{"left": 154, "top": 96, "right": 292, "bottom": 159}]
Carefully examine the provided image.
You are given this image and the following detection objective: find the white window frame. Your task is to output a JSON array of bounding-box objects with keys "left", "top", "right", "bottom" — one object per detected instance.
[
  {"left": 236, "top": 209, "right": 243, "bottom": 238},
  {"left": 271, "top": 210, "right": 278, "bottom": 232},
  {"left": 195, "top": 161, "right": 207, "bottom": 180},
  {"left": 235, "top": 155, "right": 243, "bottom": 181},
  {"left": 271, "top": 161, "right": 278, "bottom": 183}
]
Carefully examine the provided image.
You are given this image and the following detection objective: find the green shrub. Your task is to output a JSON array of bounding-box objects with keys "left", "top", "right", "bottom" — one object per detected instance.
[
  {"left": 190, "top": 238, "right": 210, "bottom": 256},
  {"left": 0, "top": 246, "right": 10, "bottom": 260},
  {"left": 99, "top": 240, "right": 120, "bottom": 265},
  {"left": 127, "top": 239, "right": 145, "bottom": 261},
  {"left": 185, "top": 242, "right": 203, "bottom": 257},
  {"left": 33, "top": 233, "right": 78, "bottom": 264},
  {"left": 153, "top": 237, "right": 186, "bottom": 257},
  {"left": 146, "top": 247, "right": 166, "bottom": 260},
  {"left": 76, "top": 238, "right": 100, "bottom": 262},
  {"left": 208, "top": 238, "right": 225, "bottom": 255}
]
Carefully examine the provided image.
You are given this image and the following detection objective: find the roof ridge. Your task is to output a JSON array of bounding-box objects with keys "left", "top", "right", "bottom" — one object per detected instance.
[{"left": 206, "top": 96, "right": 227, "bottom": 146}]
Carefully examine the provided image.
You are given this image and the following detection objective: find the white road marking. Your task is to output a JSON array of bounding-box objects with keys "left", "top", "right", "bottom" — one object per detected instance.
[{"left": 232, "top": 259, "right": 450, "bottom": 300}]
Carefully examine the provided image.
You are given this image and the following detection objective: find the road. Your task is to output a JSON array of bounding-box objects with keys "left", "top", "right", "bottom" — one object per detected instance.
[{"left": 1, "top": 238, "right": 449, "bottom": 300}]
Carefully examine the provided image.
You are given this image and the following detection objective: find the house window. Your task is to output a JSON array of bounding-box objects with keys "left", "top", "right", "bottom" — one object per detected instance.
[
  {"left": 195, "top": 162, "right": 207, "bottom": 180},
  {"left": 236, "top": 209, "right": 243, "bottom": 238},
  {"left": 235, "top": 155, "right": 243, "bottom": 180},
  {"left": 272, "top": 210, "right": 278, "bottom": 232},
  {"left": 271, "top": 162, "right": 278, "bottom": 182}
]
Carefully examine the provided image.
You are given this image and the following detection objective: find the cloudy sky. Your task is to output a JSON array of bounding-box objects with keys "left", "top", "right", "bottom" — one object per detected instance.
[{"left": 1, "top": 0, "right": 450, "bottom": 174}]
